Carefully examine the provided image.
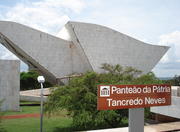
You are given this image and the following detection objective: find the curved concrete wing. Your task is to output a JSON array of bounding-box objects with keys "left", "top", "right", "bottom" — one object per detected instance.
[
  {"left": 0, "top": 21, "right": 169, "bottom": 84},
  {"left": 65, "top": 21, "right": 169, "bottom": 74},
  {"left": 0, "top": 21, "right": 92, "bottom": 83}
]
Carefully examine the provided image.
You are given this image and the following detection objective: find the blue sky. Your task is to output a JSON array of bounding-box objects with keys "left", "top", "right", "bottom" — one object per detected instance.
[{"left": 0, "top": 0, "right": 180, "bottom": 77}]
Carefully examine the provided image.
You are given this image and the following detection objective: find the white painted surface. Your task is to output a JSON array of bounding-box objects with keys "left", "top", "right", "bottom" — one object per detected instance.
[
  {"left": 0, "top": 21, "right": 169, "bottom": 84},
  {"left": 66, "top": 21, "right": 169, "bottom": 74},
  {"left": 19, "top": 88, "right": 50, "bottom": 102},
  {"left": 57, "top": 26, "right": 71, "bottom": 41},
  {"left": 151, "top": 96, "right": 180, "bottom": 119},
  {"left": 0, "top": 60, "right": 20, "bottom": 111},
  {"left": 86, "top": 121, "right": 180, "bottom": 132},
  {"left": 151, "top": 86, "right": 180, "bottom": 119},
  {"left": 0, "top": 21, "right": 92, "bottom": 83}
]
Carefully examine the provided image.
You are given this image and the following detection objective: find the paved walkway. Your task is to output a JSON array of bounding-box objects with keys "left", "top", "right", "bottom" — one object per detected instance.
[
  {"left": 1, "top": 113, "right": 40, "bottom": 119},
  {"left": 145, "top": 122, "right": 180, "bottom": 132},
  {"left": 20, "top": 88, "right": 50, "bottom": 97},
  {"left": 20, "top": 88, "right": 51, "bottom": 102},
  {"left": 87, "top": 121, "right": 180, "bottom": 132}
]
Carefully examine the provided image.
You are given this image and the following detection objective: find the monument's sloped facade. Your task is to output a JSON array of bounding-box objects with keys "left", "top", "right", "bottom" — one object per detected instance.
[
  {"left": 0, "top": 21, "right": 92, "bottom": 83},
  {"left": 0, "top": 21, "right": 169, "bottom": 84},
  {"left": 65, "top": 21, "right": 169, "bottom": 74}
]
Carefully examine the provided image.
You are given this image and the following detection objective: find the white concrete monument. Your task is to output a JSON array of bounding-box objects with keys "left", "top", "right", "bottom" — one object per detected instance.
[
  {"left": 0, "top": 60, "right": 20, "bottom": 111},
  {"left": 0, "top": 21, "right": 169, "bottom": 130},
  {"left": 0, "top": 21, "right": 169, "bottom": 84}
]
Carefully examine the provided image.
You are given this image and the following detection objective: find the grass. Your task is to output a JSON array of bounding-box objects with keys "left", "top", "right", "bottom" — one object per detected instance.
[
  {"left": 1, "top": 101, "right": 128, "bottom": 132},
  {"left": 3, "top": 101, "right": 40, "bottom": 116},
  {"left": 20, "top": 101, "right": 40, "bottom": 105},
  {"left": 1, "top": 102, "right": 73, "bottom": 132},
  {"left": 2, "top": 116, "right": 72, "bottom": 132},
  {"left": 3, "top": 106, "right": 40, "bottom": 116}
]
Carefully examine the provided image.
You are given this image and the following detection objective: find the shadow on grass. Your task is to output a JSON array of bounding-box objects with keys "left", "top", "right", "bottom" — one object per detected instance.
[{"left": 53, "top": 127, "right": 74, "bottom": 132}]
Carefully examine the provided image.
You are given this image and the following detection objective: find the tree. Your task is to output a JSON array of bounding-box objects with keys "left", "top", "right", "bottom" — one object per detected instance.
[
  {"left": 172, "top": 75, "right": 180, "bottom": 86},
  {"left": 45, "top": 64, "right": 164, "bottom": 131},
  {"left": 20, "top": 71, "right": 52, "bottom": 91},
  {"left": 163, "top": 75, "right": 180, "bottom": 86}
]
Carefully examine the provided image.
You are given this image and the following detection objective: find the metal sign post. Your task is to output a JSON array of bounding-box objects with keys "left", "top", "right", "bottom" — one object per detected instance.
[
  {"left": 37, "top": 76, "right": 45, "bottom": 132},
  {"left": 129, "top": 108, "right": 144, "bottom": 132},
  {"left": 40, "top": 83, "right": 44, "bottom": 132}
]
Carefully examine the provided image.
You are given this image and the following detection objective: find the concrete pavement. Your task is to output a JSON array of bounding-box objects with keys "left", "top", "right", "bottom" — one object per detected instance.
[{"left": 86, "top": 121, "right": 180, "bottom": 132}]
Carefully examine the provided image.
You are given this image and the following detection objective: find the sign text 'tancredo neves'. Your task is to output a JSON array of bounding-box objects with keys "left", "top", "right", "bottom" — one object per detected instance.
[{"left": 97, "top": 84, "right": 171, "bottom": 110}]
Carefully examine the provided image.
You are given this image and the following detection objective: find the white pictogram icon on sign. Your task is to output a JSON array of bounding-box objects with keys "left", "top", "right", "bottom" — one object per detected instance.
[{"left": 100, "top": 86, "right": 110, "bottom": 97}]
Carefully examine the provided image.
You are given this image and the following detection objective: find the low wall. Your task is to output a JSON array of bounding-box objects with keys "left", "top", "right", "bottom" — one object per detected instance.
[
  {"left": 151, "top": 86, "right": 180, "bottom": 119},
  {"left": 0, "top": 60, "right": 20, "bottom": 111}
]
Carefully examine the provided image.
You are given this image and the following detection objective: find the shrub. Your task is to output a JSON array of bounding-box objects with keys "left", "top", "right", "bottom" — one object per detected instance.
[
  {"left": 164, "top": 75, "right": 180, "bottom": 86},
  {"left": 45, "top": 64, "right": 163, "bottom": 131},
  {"left": 20, "top": 71, "right": 52, "bottom": 90}
]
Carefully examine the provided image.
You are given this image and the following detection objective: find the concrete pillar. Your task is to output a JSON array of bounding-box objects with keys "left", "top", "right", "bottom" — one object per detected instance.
[
  {"left": 0, "top": 60, "right": 20, "bottom": 111},
  {"left": 129, "top": 108, "right": 144, "bottom": 132}
]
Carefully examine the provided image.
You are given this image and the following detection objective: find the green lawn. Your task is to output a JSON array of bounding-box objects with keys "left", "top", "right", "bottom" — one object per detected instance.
[
  {"left": 2, "top": 116, "right": 72, "bottom": 132},
  {"left": 1, "top": 103, "right": 73, "bottom": 132},
  {"left": 3, "top": 106, "right": 40, "bottom": 116}
]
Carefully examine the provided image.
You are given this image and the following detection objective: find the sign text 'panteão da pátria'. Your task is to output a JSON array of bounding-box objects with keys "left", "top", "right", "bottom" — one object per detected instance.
[{"left": 97, "top": 84, "right": 171, "bottom": 110}]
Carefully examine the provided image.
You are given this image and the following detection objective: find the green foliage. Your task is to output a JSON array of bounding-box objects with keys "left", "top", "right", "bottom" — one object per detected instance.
[
  {"left": 1, "top": 105, "right": 72, "bottom": 132},
  {"left": 144, "top": 107, "right": 151, "bottom": 119},
  {"left": 133, "top": 72, "right": 164, "bottom": 85},
  {"left": 164, "top": 75, "right": 180, "bottom": 86},
  {"left": 20, "top": 71, "right": 52, "bottom": 91},
  {"left": 45, "top": 64, "right": 163, "bottom": 131}
]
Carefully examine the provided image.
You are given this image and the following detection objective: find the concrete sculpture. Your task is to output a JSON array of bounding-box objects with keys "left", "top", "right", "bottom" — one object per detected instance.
[
  {"left": 0, "top": 60, "right": 20, "bottom": 111},
  {"left": 0, "top": 21, "right": 169, "bottom": 84}
]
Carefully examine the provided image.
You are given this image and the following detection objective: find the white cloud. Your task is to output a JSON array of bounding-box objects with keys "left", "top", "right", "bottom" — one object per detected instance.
[
  {"left": 57, "top": 26, "right": 71, "bottom": 41},
  {"left": 34, "top": 0, "right": 85, "bottom": 13},
  {"left": 158, "top": 31, "right": 180, "bottom": 63},
  {"left": 1, "top": 0, "right": 85, "bottom": 35},
  {"left": 0, "top": 0, "right": 85, "bottom": 70},
  {"left": 0, "top": 45, "right": 18, "bottom": 60},
  {"left": 152, "top": 31, "right": 180, "bottom": 77},
  {"left": 0, "top": 45, "right": 28, "bottom": 72}
]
